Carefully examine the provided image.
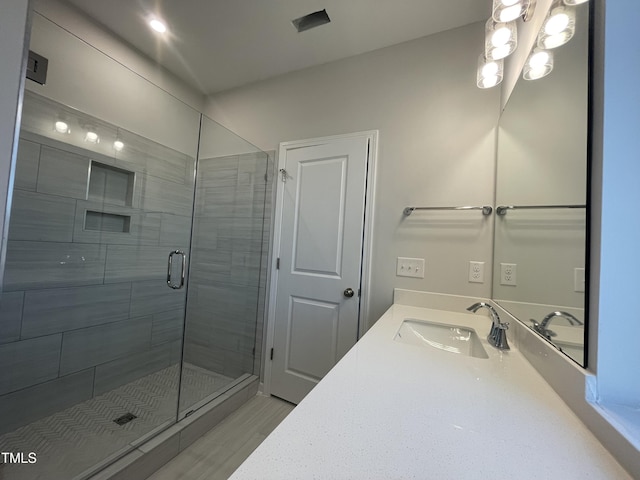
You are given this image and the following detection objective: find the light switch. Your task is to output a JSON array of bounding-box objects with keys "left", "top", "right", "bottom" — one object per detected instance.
[{"left": 396, "top": 257, "right": 425, "bottom": 278}]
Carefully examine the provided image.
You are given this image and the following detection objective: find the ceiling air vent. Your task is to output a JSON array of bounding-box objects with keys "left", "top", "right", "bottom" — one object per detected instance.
[{"left": 292, "top": 9, "right": 331, "bottom": 33}]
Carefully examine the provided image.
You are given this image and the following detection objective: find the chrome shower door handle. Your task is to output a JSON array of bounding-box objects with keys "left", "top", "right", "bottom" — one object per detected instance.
[{"left": 167, "top": 250, "right": 186, "bottom": 289}]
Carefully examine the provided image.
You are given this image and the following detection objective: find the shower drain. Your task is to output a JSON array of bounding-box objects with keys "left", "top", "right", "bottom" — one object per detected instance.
[{"left": 113, "top": 412, "right": 137, "bottom": 426}]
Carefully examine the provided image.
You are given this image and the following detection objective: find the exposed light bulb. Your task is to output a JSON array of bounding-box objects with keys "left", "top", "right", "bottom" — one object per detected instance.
[
  {"left": 54, "top": 121, "right": 69, "bottom": 134},
  {"left": 477, "top": 53, "right": 503, "bottom": 89},
  {"left": 482, "top": 62, "right": 499, "bottom": 78},
  {"left": 545, "top": 13, "right": 570, "bottom": 35},
  {"left": 485, "top": 19, "right": 517, "bottom": 61},
  {"left": 113, "top": 140, "right": 124, "bottom": 152},
  {"left": 529, "top": 51, "right": 550, "bottom": 69},
  {"left": 499, "top": 5, "right": 522, "bottom": 22},
  {"left": 491, "top": 27, "right": 512, "bottom": 47},
  {"left": 538, "top": 5, "right": 575, "bottom": 49},
  {"left": 523, "top": 49, "right": 554, "bottom": 80},
  {"left": 149, "top": 19, "right": 167, "bottom": 33},
  {"left": 85, "top": 131, "right": 99, "bottom": 143},
  {"left": 493, "top": 0, "right": 530, "bottom": 22}
]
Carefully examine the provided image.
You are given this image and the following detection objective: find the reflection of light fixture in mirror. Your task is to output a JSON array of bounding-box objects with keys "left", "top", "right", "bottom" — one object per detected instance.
[
  {"left": 523, "top": 49, "right": 554, "bottom": 80},
  {"left": 477, "top": 54, "right": 504, "bottom": 89},
  {"left": 54, "top": 120, "right": 69, "bottom": 134},
  {"left": 563, "top": 0, "right": 588, "bottom": 5},
  {"left": 492, "top": 0, "right": 530, "bottom": 22},
  {"left": 149, "top": 19, "right": 167, "bottom": 33},
  {"left": 113, "top": 140, "right": 124, "bottom": 152},
  {"left": 485, "top": 19, "right": 517, "bottom": 61},
  {"left": 85, "top": 129, "right": 100, "bottom": 143},
  {"left": 538, "top": 4, "right": 576, "bottom": 49}
]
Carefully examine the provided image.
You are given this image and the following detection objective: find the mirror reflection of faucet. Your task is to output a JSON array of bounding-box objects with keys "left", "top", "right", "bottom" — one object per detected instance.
[
  {"left": 466, "top": 302, "right": 510, "bottom": 350},
  {"left": 531, "top": 311, "right": 584, "bottom": 340}
]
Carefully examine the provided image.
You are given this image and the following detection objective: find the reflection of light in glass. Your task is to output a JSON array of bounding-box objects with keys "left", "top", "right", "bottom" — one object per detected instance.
[
  {"left": 493, "top": 0, "right": 530, "bottom": 22},
  {"left": 85, "top": 131, "right": 100, "bottom": 143},
  {"left": 564, "top": 0, "right": 587, "bottom": 5},
  {"left": 523, "top": 49, "right": 554, "bottom": 80},
  {"left": 149, "top": 19, "right": 167, "bottom": 33},
  {"left": 538, "top": 5, "right": 576, "bottom": 49},
  {"left": 54, "top": 121, "right": 69, "bottom": 134},
  {"left": 113, "top": 140, "right": 124, "bottom": 151},
  {"left": 477, "top": 53, "right": 503, "bottom": 89}
]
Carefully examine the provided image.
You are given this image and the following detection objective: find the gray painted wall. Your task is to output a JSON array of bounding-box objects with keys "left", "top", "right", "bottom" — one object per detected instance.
[{"left": 205, "top": 22, "right": 501, "bottom": 328}]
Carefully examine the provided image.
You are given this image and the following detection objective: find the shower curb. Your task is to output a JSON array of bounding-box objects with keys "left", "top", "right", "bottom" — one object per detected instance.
[{"left": 85, "top": 376, "right": 259, "bottom": 480}]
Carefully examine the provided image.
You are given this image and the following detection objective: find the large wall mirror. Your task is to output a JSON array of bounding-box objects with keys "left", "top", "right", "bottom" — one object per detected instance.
[{"left": 492, "top": 2, "right": 590, "bottom": 366}]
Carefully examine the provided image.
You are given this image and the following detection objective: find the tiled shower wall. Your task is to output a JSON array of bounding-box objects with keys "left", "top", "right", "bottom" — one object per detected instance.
[
  {"left": 184, "top": 151, "right": 275, "bottom": 380},
  {"left": 0, "top": 128, "right": 195, "bottom": 435}
]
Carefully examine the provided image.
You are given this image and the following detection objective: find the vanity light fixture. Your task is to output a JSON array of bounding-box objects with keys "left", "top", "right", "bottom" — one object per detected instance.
[
  {"left": 485, "top": 19, "right": 518, "bottom": 61},
  {"left": 523, "top": 49, "right": 554, "bottom": 80},
  {"left": 538, "top": 3, "right": 576, "bottom": 49},
  {"left": 54, "top": 120, "right": 69, "bottom": 134},
  {"left": 149, "top": 19, "right": 167, "bottom": 33},
  {"left": 477, "top": 54, "right": 504, "bottom": 89},
  {"left": 492, "top": 0, "right": 531, "bottom": 22},
  {"left": 113, "top": 140, "right": 124, "bottom": 152}
]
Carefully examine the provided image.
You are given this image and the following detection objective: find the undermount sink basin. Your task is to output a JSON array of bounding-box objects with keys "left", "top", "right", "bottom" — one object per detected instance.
[{"left": 394, "top": 319, "right": 488, "bottom": 359}]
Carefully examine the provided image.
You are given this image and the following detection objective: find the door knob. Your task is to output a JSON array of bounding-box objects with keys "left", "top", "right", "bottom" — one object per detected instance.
[{"left": 343, "top": 288, "right": 355, "bottom": 298}]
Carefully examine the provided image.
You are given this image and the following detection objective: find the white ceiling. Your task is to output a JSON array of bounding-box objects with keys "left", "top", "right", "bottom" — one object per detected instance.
[{"left": 64, "top": 0, "right": 492, "bottom": 95}]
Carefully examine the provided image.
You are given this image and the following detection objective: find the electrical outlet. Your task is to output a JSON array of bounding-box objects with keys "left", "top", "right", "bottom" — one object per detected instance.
[
  {"left": 396, "top": 257, "right": 425, "bottom": 278},
  {"left": 468, "top": 261, "right": 485, "bottom": 283},
  {"left": 574, "top": 267, "right": 585, "bottom": 292},
  {"left": 500, "top": 263, "right": 517, "bottom": 286}
]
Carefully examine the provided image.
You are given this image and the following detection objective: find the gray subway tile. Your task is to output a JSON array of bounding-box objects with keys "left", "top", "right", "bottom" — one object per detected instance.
[
  {"left": 0, "top": 292, "right": 23, "bottom": 345},
  {"left": 8, "top": 190, "right": 76, "bottom": 242},
  {"left": 0, "top": 334, "right": 62, "bottom": 395},
  {"left": 159, "top": 214, "right": 192, "bottom": 247},
  {"left": 93, "top": 340, "right": 180, "bottom": 396},
  {"left": 104, "top": 245, "right": 176, "bottom": 283},
  {"left": 15, "top": 138, "right": 40, "bottom": 191},
  {"left": 196, "top": 155, "right": 238, "bottom": 188},
  {"left": 37, "top": 145, "right": 90, "bottom": 200},
  {"left": 0, "top": 369, "right": 94, "bottom": 435},
  {"left": 136, "top": 173, "right": 194, "bottom": 217},
  {"left": 21, "top": 283, "right": 132, "bottom": 338},
  {"left": 130, "top": 280, "right": 186, "bottom": 317},
  {"left": 152, "top": 309, "right": 185, "bottom": 346},
  {"left": 59, "top": 316, "right": 152, "bottom": 376},
  {"left": 3, "top": 241, "right": 107, "bottom": 291}
]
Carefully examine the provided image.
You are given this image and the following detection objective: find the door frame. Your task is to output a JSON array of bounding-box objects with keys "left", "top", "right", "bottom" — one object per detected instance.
[{"left": 262, "top": 130, "right": 378, "bottom": 396}]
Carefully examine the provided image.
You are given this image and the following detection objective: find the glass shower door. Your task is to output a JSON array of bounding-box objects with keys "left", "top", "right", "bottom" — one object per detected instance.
[
  {"left": 179, "top": 115, "right": 270, "bottom": 416},
  {"left": 0, "top": 91, "right": 197, "bottom": 480}
]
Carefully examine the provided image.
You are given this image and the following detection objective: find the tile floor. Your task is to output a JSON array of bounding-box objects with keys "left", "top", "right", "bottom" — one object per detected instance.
[
  {"left": 0, "top": 364, "right": 233, "bottom": 480},
  {"left": 147, "top": 394, "right": 294, "bottom": 480}
]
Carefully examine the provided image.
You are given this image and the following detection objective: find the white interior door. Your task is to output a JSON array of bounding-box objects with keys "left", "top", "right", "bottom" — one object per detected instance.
[{"left": 270, "top": 134, "right": 370, "bottom": 404}]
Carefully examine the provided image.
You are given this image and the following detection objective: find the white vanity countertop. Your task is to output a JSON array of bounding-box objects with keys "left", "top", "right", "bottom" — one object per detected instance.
[{"left": 230, "top": 304, "right": 631, "bottom": 479}]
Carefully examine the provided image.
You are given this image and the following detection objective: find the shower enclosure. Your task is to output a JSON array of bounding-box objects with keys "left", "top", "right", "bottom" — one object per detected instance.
[{"left": 0, "top": 89, "right": 271, "bottom": 479}]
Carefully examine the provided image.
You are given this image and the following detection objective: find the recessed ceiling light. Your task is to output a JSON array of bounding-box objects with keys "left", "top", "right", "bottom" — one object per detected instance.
[
  {"left": 149, "top": 19, "right": 167, "bottom": 33},
  {"left": 113, "top": 140, "right": 124, "bottom": 152},
  {"left": 54, "top": 120, "right": 69, "bottom": 134}
]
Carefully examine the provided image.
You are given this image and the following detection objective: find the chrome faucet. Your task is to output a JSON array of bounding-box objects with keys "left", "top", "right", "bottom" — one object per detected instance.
[
  {"left": 531, "top": 311, "right": 584, "bottom": 340},
  {"left": 466, "top": 302, "right": 510, "bottom": 350}
]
